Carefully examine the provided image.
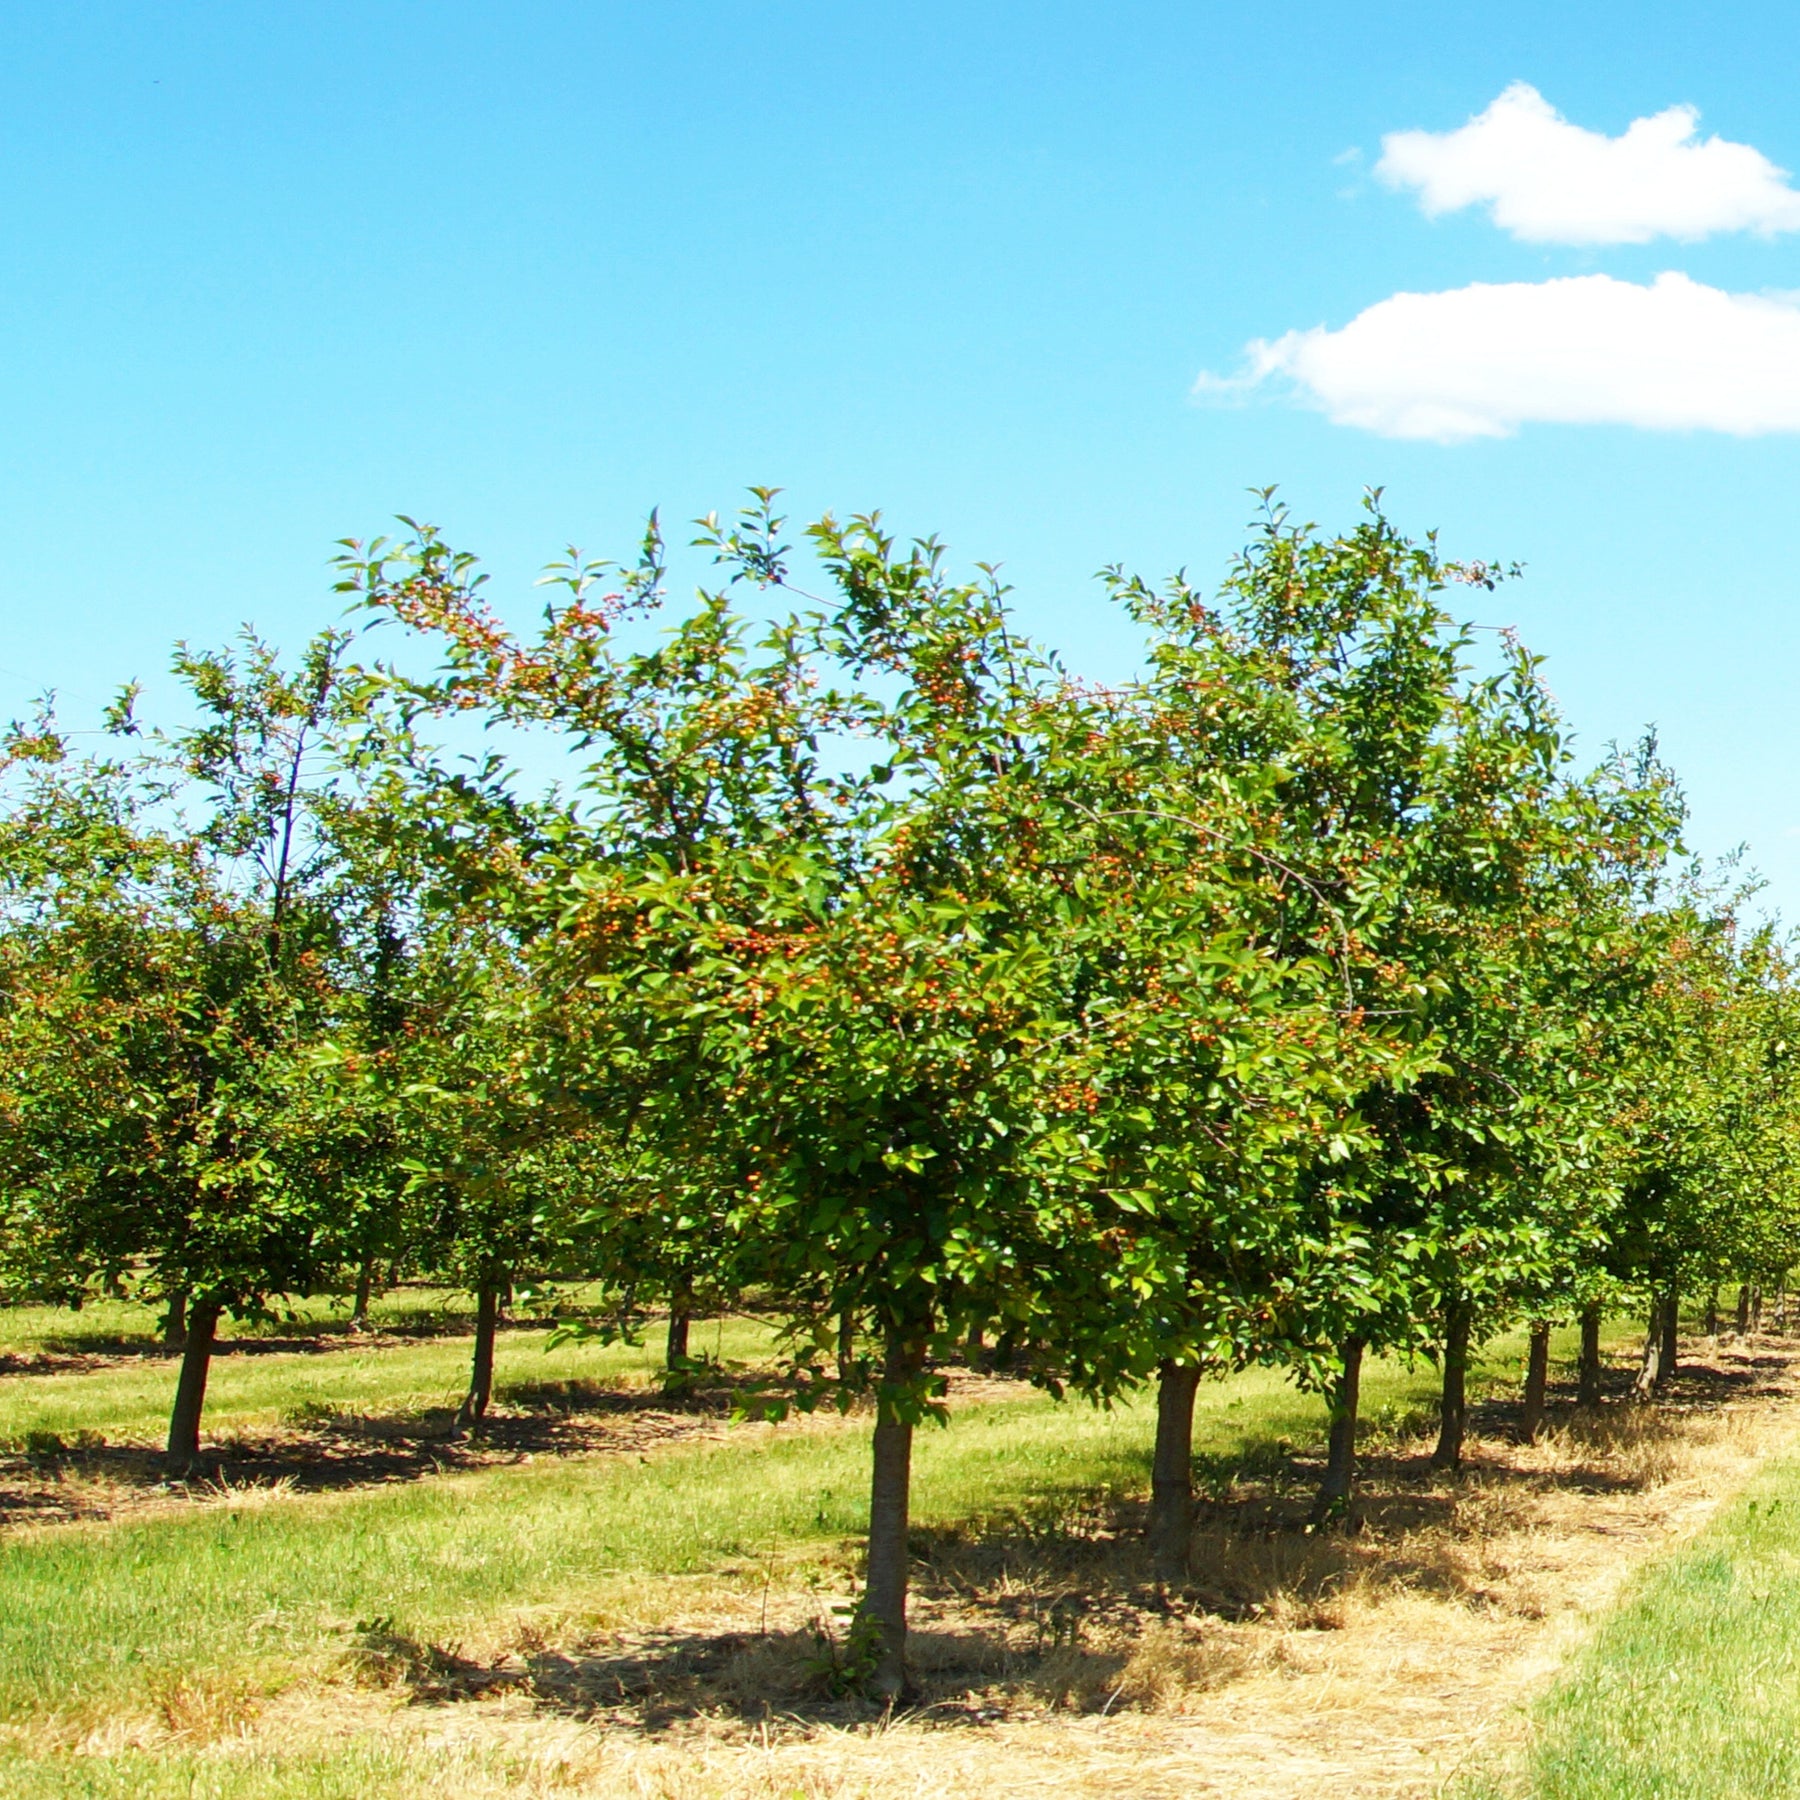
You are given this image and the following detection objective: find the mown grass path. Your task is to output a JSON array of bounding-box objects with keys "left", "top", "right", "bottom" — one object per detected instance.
[{"left": 1465, "top": 1418, "right": 1800, "bottom": 1799}]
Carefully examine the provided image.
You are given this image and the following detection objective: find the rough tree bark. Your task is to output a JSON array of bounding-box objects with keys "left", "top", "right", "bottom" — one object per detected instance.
[
  {"left": 1634, "top": 1298, "right": 1661, "bottom": 1396},
  {"left": 1578, "top": 1304, "right": 1603, "bottom": 1407},
  {"left": 165, "top": 1300, "right": 220, "bottom": 1466},
  {"left": 665, "top": 1281, "right": 692, "bottom": 1371},
  {"left": 1659, "top": 1287, "right": 1680, "bottom": 1380},
  {"left": 1737, "top": 1284, "right": 1752, "bottom": 1335},
  {"left": 1634, "top": 1288, "right": 1678, "bottom": 1396},
  {"left": 1149, "top": 1361, "right": 1203, "bottom": 1588},
  {"left": 455, "top": 1284, "right": 499, "bottom": 1432},
  {"left": 1432, "top": 1298, "right": 1472, "bottom": 1470},
  {"left": 1522, "top": 1320, "right": 1551, "bottom": 1443},
  {"left": 351, "top": 1256, "right": 375, "bottom": 1332},
  {"left": 1312, "top": 1336, "right": 1366, "bottom": 1524},
  {"left": 861, "top": 1329, "right": 928, "bottom": 1701}
]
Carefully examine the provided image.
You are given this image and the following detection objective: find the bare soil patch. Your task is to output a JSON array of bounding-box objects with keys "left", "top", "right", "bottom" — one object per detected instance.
[{"left": 218, "top": 1332, "right": 1800, "bottom": 1800}]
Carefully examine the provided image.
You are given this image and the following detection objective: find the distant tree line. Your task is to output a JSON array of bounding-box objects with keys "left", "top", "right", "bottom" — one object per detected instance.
[{"left": 1, "top": 490, "right": 1795, "bottom": 1699}]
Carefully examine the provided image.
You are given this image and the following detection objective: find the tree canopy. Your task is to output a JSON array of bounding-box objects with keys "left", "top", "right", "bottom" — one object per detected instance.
[{"left": 0, "top": 490, "right": 1792, "bottom": 1695}]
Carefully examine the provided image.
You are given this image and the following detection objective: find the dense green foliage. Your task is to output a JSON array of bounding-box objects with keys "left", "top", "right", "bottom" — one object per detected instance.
[{"left": 1, "top": 490, "right": 1797, "bottom": 1689}]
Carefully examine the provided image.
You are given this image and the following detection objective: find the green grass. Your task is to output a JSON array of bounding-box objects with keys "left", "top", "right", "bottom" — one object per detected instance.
[
  {"left": 0, "top": 1281, "right": 698, "bottom": 1363},
  {"left": 0, "top": 1343, "right": 1520, "bottom": 1710},
  {"left": 0, "top": 1287, "right": 490, "bottom": 1358},
  {"left": 1459, "top": 1430, "right": 1800, "bottom": 1800},
  {"left": 0, "top": 1320, "right": 1611, "bottom": 1796},
  {"left": 0, "top": 1306, "right": 769, "bottom": 1445}
]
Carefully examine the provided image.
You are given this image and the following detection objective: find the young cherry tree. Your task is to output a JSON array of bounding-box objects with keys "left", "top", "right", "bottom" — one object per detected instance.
[
  {"left": 341, "top": 497, "right": 1167, "bottom": 1697},
  {"left": 988, "top": 516, "right": 1446, "bottom": 1583},
  {"left": 0, "top": 716, "right": 183, "bottom": 1312},
  {"left": 0, "top": 635, "right": 392, "bottom": 1464},
  {"left": 340, "top": 508, "right": 834, "bottom": 1374},
  {"left": 1062, "top": 500, "right": 1543, "bottom": 1527},
  {"left": 1079, "top": 500, "right": 1683, "bottom": 1522},
  {"left": 316, "top": 668, "right": 632, "bottom": 1422}
]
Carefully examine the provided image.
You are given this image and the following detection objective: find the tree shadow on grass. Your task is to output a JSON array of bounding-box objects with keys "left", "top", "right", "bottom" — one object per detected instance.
[
  {"left": 19, "top": 1312, "right": 556, "bottom": 1369},
  {"left": 349, "top": 1612, "right": 1099, "bottom": 1732},
  {"left": 0, "top": 1375, "right": 774, "bottom": 1524},
  {"left": 315, "top": 1337, "right": 1800, "bottom": 1736},
  {"left": 347, "top": 1380, "right": 1738, "bottom": 1731},
  {"left": 345, "top": 1449, "right": 1566, "bottom": 1736}
]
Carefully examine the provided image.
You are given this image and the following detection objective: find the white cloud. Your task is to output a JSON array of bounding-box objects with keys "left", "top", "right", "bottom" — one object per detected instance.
[
  {"left": 1201, "top": 272, "right": 1800, "bottom": 442},
  {"left": 1376, "top": 83, "right": 1800, "bottom": 244}
]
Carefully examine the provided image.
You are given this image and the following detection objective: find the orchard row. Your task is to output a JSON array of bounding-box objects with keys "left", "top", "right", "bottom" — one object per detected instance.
[{"left": 2, "top": 493, "right": 1792, "bottom": 1697}]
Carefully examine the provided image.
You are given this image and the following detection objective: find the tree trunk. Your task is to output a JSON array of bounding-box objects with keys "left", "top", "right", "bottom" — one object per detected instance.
[
  {"left": 161, "top": 1291, "right": 188, "bottom": 1354},
  {"left": 1754, "top": 1284, "right": 1764, "bottom": 1331},
  {"left": 1149, "top": 1362, "right": 1203, "bottom": 1588},
  {"left": 1659, "top": 1286, "right": 1680, "bottom": 1380},
  {"left": 860, "top": 1329, "right": 927, "bottom": 1701},
  {"left": 1312, "top": 1336, "right": 1365, "bottom": 1524},
  {"left": 455, "top": 1284, "right": 498, "bottom": 1431},
  {"left": 1578, "top": 1304, "right": 1602, "bottom": 1407},
  {"left": 666, "top": 1305, "right": 691, "bottom": 1371},
  {"left": 1432, "top": 1299, "right": 1471, "bottom": 1470},
  {"left": 1634, "top": 1291, "right": 1673, "bottom": 1397},
  {"left": 837, "top": 1310, "right": 857, "bottom": 1386},
  {"left": 165, "top": 1301, "right": 220, "bottom": 1466},
  {"left": 1522, "top": 1321, "right": 1550, "bottom": 1443},
  {"left": 1737, "top": 1284, "right": 1752, "bottom": 1335},
  {"left": 351, "top": 1257, "right": 374, "bottom": 1331},
  {"left": 1704, "top": 1287, "right": 1719, "bottom": 1337}
]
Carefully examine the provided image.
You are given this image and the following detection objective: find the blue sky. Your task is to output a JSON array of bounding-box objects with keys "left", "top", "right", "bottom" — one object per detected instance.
[{"left": 5, "top": 4, "right": 1800, "bottom": 902}]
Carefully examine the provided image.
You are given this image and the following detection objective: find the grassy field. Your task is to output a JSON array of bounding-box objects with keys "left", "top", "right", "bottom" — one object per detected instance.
[
  {"left": 2, "top": 1301, "right": 1753, "bottom": 1800},
  {"left": 0, "top": 1313, "right": 1569, "bottom": 1799},
  {"left": 1461, "top": 1423, "right": 1800, "bottom": 1799},
  {"left": 0, "top": 1305, "right": 770, "bottom": 1447},
  {"left": 0, "top": 1287, "right": 492, "bottom": 1357},
  {"left": 0, "top": 1353, "right": 1504, "bottom": 1706}
]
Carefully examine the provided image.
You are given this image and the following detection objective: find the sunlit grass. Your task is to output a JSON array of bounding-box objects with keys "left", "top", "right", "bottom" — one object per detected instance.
[
  {"left": 0, "top": 1282, "right": 651, "bottom": 1360},
  {"left": 0, "top": 1315, "right": 1643, "bottom": 1796},
  {"left": 0, "top": 1298, "right": 769, "bottom": 1445},
  {"left": 0, "top": 1286, "right": 479, "bottom": 1358},
  {"left": 1458, "top": 1430, "right": 1800, "bottom": 1799},
  {"left": 0, "top": 1335, "right": 1543, "bottom": 1714}
]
